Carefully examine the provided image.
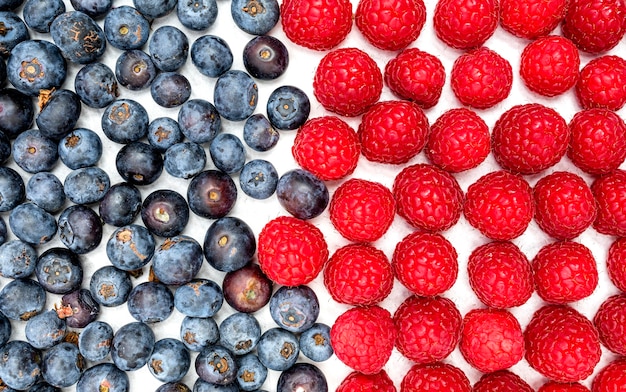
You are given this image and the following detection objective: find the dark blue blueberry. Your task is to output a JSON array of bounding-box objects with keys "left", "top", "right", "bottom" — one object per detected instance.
[
  {"left": 35, "top": 247, "right": 83, "bottom": 294},
  {"left": 149, "top": 25, "right": 189, "bottom": 72},
  {"left": 266, "top": 85, "right": 310, "bottom": 130},
  {"left": 22, "top": 0, "right": 64, "bottom": 33},
  {"left": 0, "top": 166, "right": 25, "bottom": 211},
  {"left": 193, "top": 378, "right": 239, "bottom": 392},
  {"left": 0, "top": 240, "right": 37, "bottom": 279},
  {"left": 203, "top": 216, "right": 255, "bottom": 273},
  {"left": 276, "top": 168, "right": 329, "bottom": 220},
  {"left": 76, "top": 362, "right": 129, "bottom": 392},
  {"left": 209, "top": 133, "right": 246, "bottom": 174},
  {"left": 222, "top": 263, "right": 273, "bottom": 313},
  {"left": 195, "top": 345, "right": 238, "bottom": 386},
  {"left": 0, "top": 0, "right": 22, "bottom": 10},
  {"left": 9, "top": 202, "right": 57, "bottom": 245},
  {"left": 187, "top": 170, "right": 237, "bottom": 219},
  {"left": 0, "top": 11, "right": 30, "bottom": 58},
  {"left": 104, "top": 6, "right": 150, "bottom": 50},
  {"left": 180, "top": 316, "right": 219, "bottom": 352},
  {"left": 148, "top": 338, "right": 191, "bottom": 383},
  {"left": 0, "top": 278, "right": 46, "bottom": 321},
  {"left": 59, "top": 288, "right": 100, "bottom": 328},
  {"left": 0, "top": 130, "right": 10, "bottom": 162},
  {"left": 106, "top": 224, "right": 155, "bottom": 271},
  {"left": 12, "top": 129, "right": 59, "bottom": 173},
  {"left": 148, "top": 117, "right": 183, "bottom": 152},
  {"left": 0, "top": 216, "right": 6, "bottom": 245},
  {"left": 63, "top": 166, "right": 110, "bottom": 205},
  {"left": 219, "top": 313, "right": 261, "bottom": 356},
  {"left": 190, "top": 35, "right": 232, "bottom": 78},
  {"left": 70, "top": 0, "right": 112, "bottom": 19},
  {"left": 151, "top": 72, "right": 192, "bottom": 108},
  {"left": 74, "top": 62, "right": 119, "bottom": 108},
  {"left": 174, "top": 278, "right": 223, "bottom": 318},
  {"left": 41, "top": 342, "right": 85, "bottom": 388},
  {"left": 78, "top": 320, "right": 113, "bottom": 361},
  {"left": 24, "top": 310, "right": 67, "bottom": 349},
  {"left": 58, "top": 204, "right": 103, "bottom": 254},
  {"left": 277, "top": 362, "right": 327, "bottom": 392},
  {"left": 115, "top": 49, "right": 157, "bottom": 91},
  {"left": 213, "top": 70, "right": 258, "bottom": 122},
  {"left": 235, "top": 353, "right": 267, "bottom": 391},
  {"left": 243, "top": 35, "right": 289, "bottom": 80},
  {"left": 177, "top": 0, "right": 217, "bottom": 31},
  {"left": 6, "top": 40, "right": 66, "bottom": 96},
  {"left": 164, "top": 141, "right": 206, "bottom": 179},
  {"left": 58, "top": 128, "right": 103, "bottom": 170},
  {"left": 29, "top": 382, "right": 61, "bottom": 392},
  {"left": 50, "top": 11, "right": 106, "bottom": 64},
  {"left": 298, "top": 323, "right": 333, "bottom": 362},
  {"left": 0, "top": 311, "right": 10, "bottom": 347},
  {"left": 0, "top": 340, "right": 42, "bottom": 390},
  {"left": 178, "top": 98, "right": 222, "bottom": 144},
  {"left": 243, "top": 113, "right": 279, "bottom": 152},
  {"left": 152, "top": 235, "right": 204, "bottom": 285},
  {"left": 239, "top": 159, "right": 278, "bottom": 200},
  {"left": 111, "top": 321, "right": 155, "bottom": 371},
  {"left": 89, "top": 265, "right": 133, "bottom": 306},
  {"left": 269, "top": 285, "right": 320, "bottom": 333},
  {"left": 36, "top": 88, "right": 81, "bottom": 141},
  {"left": 26, "top": 172, "right": 66, "bottom": 213},
  {"left": 141, "top": 189, "right": 189, "bottom": 237},
  {"left": 133, "top": 0, "right": 176, "bottom": 19},
  {"left": 102, "top": 99, "right": 149, "bottom": 143},
  {"left": 0, "top": 58, "right": 5, "bottom": 86},
  {"left": 0, "top": 88, "right": 34, "bottom": 138},
  {"left": 115, "top": 141, "right": 164, "bottom": 185},
  {"left": 157, "top": 382, "right": 192, "bottom": 392},
  {"left": 127, "top": 281, "right": 175, "bottom": 323},
  {"left": 231, "top": 0, "right": 279, "bottom": 36},
  {"left": 99, "top": 182, "right": 142, "bottom": 227},
  {"left": 256, "top": 327, "right": 299, "bottom": 371}
]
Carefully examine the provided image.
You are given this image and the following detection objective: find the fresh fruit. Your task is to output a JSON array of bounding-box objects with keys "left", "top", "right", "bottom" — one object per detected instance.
[
  {"left": 213, "top": 70, "right": 258, "bottom": 122},
  {"left": 433, "top": 0, "right": 499, "bottom": 50},
  {"left": 298, "top": 323, "right": 334, "bottom": 362},
  {"left": 499, "top": 0, "right": 568, "bottom": 39},
  {"left": 472, "top": 370, "right": 534, "bottom": 392},
  {"left": 575, "top": 55, "right": 626, "bottom": 111},
  {"left": 178, "top": 0, "right": 218, "bottom": 31},
  {"left": 538, "top": 381, "right": 590, "bottom": 392},
  {"left": 593, "top": 294, "right": 626, "bottom": 356},
  {"left": 231, "top": 0, "right": 279, "bottom": 36},
  {"left": 218, "top": 312, "right": 261, "bottom": 355},
  {"left": 276, "top": 169, "right": 329, "bottom": 220},
  {"left": 187, "top": 170, "right": 238, "bottom": 219},
  {"left": 562, "top": 0, "right": 626, "bottom": 53},
  {"left": 151, "top": 235, "right": 203, "bottom": 286},
  {"left": 209, "top": 133, "right": 246, "bottom": 174},
  {"left": 243, "top": 35, "right": 289, "bottom": 80},
  {"left": 256, "top": 327, "right": 299, "bottom": 371},
  {"left": 277, "top": 362, "right": 328, "bottom": 392},
  {"left": 591, "top": 358, "right": 626, "bottom": 392},
  {"left": 221, "top": 263, "right": 273, "bottom": 313},
  {"left": 401, "top": 362, "right": 471, "bottom": 392},
  {"left": 591, "top": 169, "right": 626, "bottom": 236},
  {"left": 607, "top": 237, "right": 626, "bottom": 292},
  {"left": 269, "top": 285, "right": 320, "bottom": 333},
  {"left": 336, "top": 370, "right": 396, "bottom": 392},
  {"left": 266, "top": 85, "right": 310, "bottom": 130}
]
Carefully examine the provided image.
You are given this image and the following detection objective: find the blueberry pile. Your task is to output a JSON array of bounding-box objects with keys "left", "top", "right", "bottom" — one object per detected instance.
[{"left": 0, "top": 0, "right": 333, "bottom": 391}]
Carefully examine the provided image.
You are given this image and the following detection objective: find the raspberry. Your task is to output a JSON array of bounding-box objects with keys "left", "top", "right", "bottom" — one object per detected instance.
[
  {"left": 358, "top": 100, "right": 429, "bottom": 165},
  {"left": 329, "top": 178, "right": 396, "bottom": 243},
  {"left": 336, "top": 370, "right": 396, "bottom": 392},
  {"left": 313, "top": 47, "right": 382, "bottom": 117},
  {"left": 492, "top": 103, "right": 569, "bottom": 174},
  {"left": 575, "top": 55, "right": 626, "bottom": 111},
  {"left": 532, "top": 241, "right": 598, "bottom": 304},
  {"left": 280, "top": 0, "right": 353, "bottom": 51},
  {"left": 355, "top": 0, "right": 426, "bottom": 51},
  {"left": 607, "top": 237, "right": 626, "bottom": 292},
  {"left": 393, "top": 163, "right": 463, "bottom": 232},
  {"left": 592, "top": 169, "right": 626, "bottom": 236},
  {"left": 524, "top": 304, "right": 601, "bottom": 382},
  {"left": 256, "top": 215, "right": 328, "bottom": 286},
  {"left": 593, "top": 294, "right": 626, "bottom": 356},
  {"left": 384, "top": 48, "right": 446, "bottom": 109},
  {"left": 433, "top": 0, "right": 499, "bottom": 50},
  {"left": 324, "top": 243, "right": 394, "bottom": 306},
  {"left": 567, "top": 108, "right": 626, "bottom": 176},
  {"left": 463, "top": 170, "right": 534, "bottom": 241},
  {"left": 562, "top": 0, "right": 626, "bottom": 54},
  {"left": 520, "top": 35, "right": 580, "bottom": 97},
  {"left": 292, "top": 116, "right": 360, "bottom": 181},
  {"left": 468, "top": 241, "right": 534, "bottom": 308},
  {"left": 393, "top": 295, "right": 462, "bottom": 364},
  {"left": 472, "top": 370, "right": 534, "bottom": 392},
  {"left": 392, "top": 231, "right": 458, "bottom": 297},
  {"left": 450, "top": 46, "right": 513, "bottom": 109},
  {"left": 533, "top": 171, "right": 597, "bottom": 240},
  {"left": 330, "top": 305, "right": 396, "bottom": 375},
  {"left": 591, "top": 358, "right": 626, "bottom": 392},
  {"left": 499, "top": 0, "right": 568, "bottom": 39},
  {"left": 401, "top": 362, "right": 471, "bottom": 392},
  {"left": 538, "top": 382, "right": 591, "bottom": 392}
]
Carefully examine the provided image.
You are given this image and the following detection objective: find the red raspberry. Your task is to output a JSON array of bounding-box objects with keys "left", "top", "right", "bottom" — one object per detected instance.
[
  {"left": 355, "top": 0, "right": 426, "bottom": 51},
  {"left": 575, "top": 55, "right": 626, "bottom": 111},
  {"left": 425, "top": 108, "right": 490, "bottom": 173},
  {"left": 468, "top": 241, "right": 534, "bottom": 308},
  {"left": 330, "top": 305, "right": 396, "bottom": 375},
  {"left": 324, "top": 243, "right": 394, "bottom": 306},
  {"left": 499, "top": 0, "right": 568, "bottom": 39},
  {"left": 524, "top": 304, "right": 601, "bottom": 383},
  {"left": 539, "top": 381, "right": 591, "bottom": 392},
  {"left": 472, "top": 370, "right": 534, "bottom": 392},
  {"left": 313, "top": 47, "right": 382, "bottom": 117},
  {"left": 532, "top": 241, "right": 598, "bottom": 304},
  {"left": 591, "top": 358, "right": 626, "bottom": 392},
  {"left": 358, "top": 100, "right": 429, "bottom": 165},
  {"left": 450, "top": 46, "right": 512, "bottom": 109},
  {"left": 384, "top": 48, "right": 446, "bottom": 109},
  {"left": 520, "top": 35, "right": 580, "bottom": 97},
  {"left": 336, "top": 370, "right": 396, "bottom": 392},
  {"left": 463, "top": 170, "right": 534, "bottom": 241},
  {"left": 607, "top": 237, "right": 626, "bottom": 292},
  {"left": 329, "top": 178, "right": 396, "bottom": 243},
  {"left": 492, "top": 103, "right": 569, "bottom": 174},
  {"left": 433, "top": 0, "right": 499, "bottom": 50},
  {"left": 533, "top": 171, "right": 597, "bottom": 241},
  {"left": 256, "top": 215, "right": 328, "bottom": 286},
  {"left": 393, "top": 295, "right": 462, "bottom": 364},
  {"left": 292, "top": 116, "right": 360, "bottom": 181},
  {"left": 593, "top": 294, "right": 626, "bottom": 356},
  {"left": 393, "top": 163, "right": 463, "bottom": 232},
  {"left": 392, "top": 231, "right": 458, "bottom": 297},
  {"left": 592, "top": 169, "right": 626, "bottom": 236},
  {"left": 567, "top": 108, "right": 626, "bottom": 176},
  {"left": 280, "top": 0, "right": 353, "bottom": 51},
  {"left": 401, "top": 362, "right": 471, "bottom": 392},
  {"left": 562, "top": 0, "right": 626, "bottom": 54}
]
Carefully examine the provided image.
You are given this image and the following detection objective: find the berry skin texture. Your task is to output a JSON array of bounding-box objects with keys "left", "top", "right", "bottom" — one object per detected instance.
[
  {"left": 257, "top": 215, "right": 328, "bottom": 286},
  {"left": 329, "top": 178, "right": 396, "bottom": 243},
  {"left": 524, "top": 304, "right": 601, "bottom": 383},
  {"left": 355, "top": 0, "right": 426, "bottom": 51},
  {"left": 464, "top": 170, "right": 534, "bottom": 241},
  {"left": 384, "top": 48, "right": 446, "bottom": 109},
  {"left": 591, "top": 358, "right": 626, "bottom": 392},
  {"left": 492, "top": 103, "right": 569, "bottom": 174},
  {"left": 393, "top": 163, "right": 464, "bottom": 233},
  {"left": 538, "top": 381, "right": 590, "bottom": 392},
  {"left": 591, "top": 169, "right": 626, "bottom": 236},
  {"left": 425, "top": 107, "right": 490, "bottom": 173},
  {"left": 324, "top": 244, "right": 394, "bottom": 306},
  {"left": 472, "top": 370, "right": 534, "bottom": 392},
  {"left": 499, "top": 0, "right": 568, "bottom": 39},
  {"left": 593, "top": 294, "right": 626, "bottom": 356},
  {"left": 575, "top": 55, "right": 626, "bottom": 111},
  {"left": 292, "top": 116, "right": 360, "bottom": 181},
  {"left": 520, "top": 35, "right": 581, "bottom": 97},
  {"left": 393, "top": 295, "right": 462, "bottom": 364},
  {"left": 280, "top": 0, "right": 353, "bottom": 51},
  {"left": 607, "top": 237, "right": 626, "bottom": 292},
  {"left": 392, "top": 231, "right": 458, "bottom": 297},
  {"left": 313, "top": 47, "right": 382, "bottom": 117},
  {"left": 533, "top": 171, "right": 597, "bottom": 241},
  {"left": 433, "top": 0, "right": 499, "bottom": 50},
  {"left": 562, "top": 0, "right": 626, "bottom": 54},
  {"left": 336, "top": 370, "right": 396, "bottom": 392},
  {"left": 330, "top": 305, "right": 396, "bottom": 375},
  {"left": 401, "top": 362, "right": 471, "bottom": 392},
  {"left": 358, "top": 100, "right": 429, "bottom": 165}
]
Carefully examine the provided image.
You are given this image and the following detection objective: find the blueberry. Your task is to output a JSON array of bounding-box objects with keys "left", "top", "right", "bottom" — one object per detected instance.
[
  {"left": 0, "top": 11, "right": 30, "bottom": 58},
  {"left": 0, "top": 312, "right": 10, "bottom": 347},
  {"left": 26, "top": 172, "right": 66, "bottom": 213},
  {"left": 111, "top": 321, "right": 155, "bottom": 371},
  {"left": 99, "top": 182, "right": 142, "bottom": 227},
  {"left": 213, "top": 70, "right": 258, "bottom": 122},
  {"left": 164, "top": 141, "right": 207, "bottom": 179},
  {"left": 269, "top": 285, "right": 320, "bottom": 333},
  {"left": 104, "top": 5, "right": 150, "bottom": 50},
  {"left": 58, "top": 204, "right": 103, "bottom": 254},
  {"left": 22, "top": 0, "right": 65, "bottom": 33},
  {"left": 0, "top": 240, "right": 37, "bottom": 278},
  {"left": 0, "top": 59, "right": 5, "bottom": 87},
  {"left": 116, "top": 141, "right": 164, "bottom": 185},
  {"left": 106, "top": 224, "right": 156, "bottom": 271},
  {"left": 0, "top": 0, "right": 22, "bottom": 10},
  {"left": 28, "top": 382, "right": 60, "bottom": 392},
  {"left": 133, "top": 0, "right": 176, "bottom": 19},
  {"left": 0, "top": 88, "right": 34, "bottom": 138},
  {"left": 277, "top": 363, "right": 328, "bottom": 392},
  {"left": 190, "top": 35, "right": 233, "bottom": 78},
  {"left": 299, "top": 323, "right": 333, "bottom": 362},
  {"left": 41, "top": 342, "right": 85, "bottom": 388},
  {"left": 58, "top": 128, "right": 103, "bottom": 170},
  {"left": 50, "top": 11, "right": 106, "bottom": 64},
  {"left": 230, "top": 0, "right": 279, "bottom": 36},
  {"left": 0, "top": 340, "right": 42, "bottom": 390},
  {"left": 141, "top": 189, "right": 189, "bottom": 237},
  {"left": 6, "top": 40, "right": 66, "bottom": 96},
  {"left": 63, "top": 166, "right": 110, "bottom": 205},
  {"left": 148, "top": 117, "right": 183, "bottom": 152},
  {"left": 70, "top": 0, "right": 112, "bottom": 19},
  {"left": 157, "top": 382, "right": 192, "bottom": 392},
  {"left": 127, "top": 281, "right": 175, "bottom": 323},
  {"left": 152, "top": 235, "right": 204, "bottom": 285},
  {"left": 195, "top": 345, "right": 238, "bottom": 386},
  {"left": 243, "top": 113, "right": 279, "bottom": 152},
  {"left": 76, "top": 362, "right": 129, "bottom": 392},
  {"left": 177, "top": 0, "right": 218, "bottom": 31},
  {"left": 58, "top": 288, "right": 100, "bottom": 328},
  {"left": 180, "top": 316, "right": 220, "bottom": 352},
  {"left": 0, "top": 166, "right": 25, "bottom": 211},
  {"left": 256, "top": 327, "right": 299, "bottom": 371},
  {"left": 25, "top": 310, "right": 66, "bottom": 349},
  {"left": 102, "top": 99, "right": 149, "bottom": 143},
  {"left": 178, "top": 98, "right": 222, "bottom": 144},
  {"left": 74, "top": 62, "right": 119, "bottom": 108},
  {"left": 0, "top": 278, "right": 46, "bottom": 321},
  {"left": 0, "top": 216, "right": 5, "bottom": 245},
  {"left": 187, "top": 170, "right": 237, "bottom": 219},
  {"left": 276, "top": 168, "right": 329, "bottom": 220},
  {"left": 149, "top": 25, "right": 189, "bottom": 72},
  {"left": 9, "top": 202, "right": 57, "bottom": 245},
  {"left": 174, "top": 278, "right": 223, "bottom": 318},
  {"left": 148, "top": 338, "right": 191, "bottom": 383},
  {"left": 235, "top": 353, "right": 267, "bottom": 392},
  {"left": 219, "top": 312, "right": 261, "bottom": 356},
  {"left": 151, "top": 72, "right": 192, "bottom": 108},
  {"left": 12, "top": 129, "right": 59, "bottom": 173},
  {"left": 203, "top": 216, "right": 256, "bottom": 272},
  {"left": 193, "top": 378, "right": 239, "bottom": 392},
  {"left": 36, "top": 88, "right": 81, "bottom": 141},
  {"left": 243, "top": 35, "right": 289, "bottom": 80},
  {"left": 89, "top": 265, "right": 133, "bottom": 306},
  {"left": 35, "top": 247, "right": 83, "bottom": 294},
  {"left": 222, "top": 263, "right": 273, "bottom": 313},
  {"left": 78, "top": 320, "right": 114, "bottom": 361},
  {"left": 239, "top": 159, "right": 278, "bottom": 200},
  {"left": 266, "top": 85, "right": 310, "bottom": 130},
  {"left": 0, "top": 130, "right": 10, "bottom": 162},
  {"left": 115, "top": 49, "right": 157, "bottom": 91},
  {"left": 209, "top": 133, "right": 246, "bottom": 174}
]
